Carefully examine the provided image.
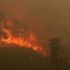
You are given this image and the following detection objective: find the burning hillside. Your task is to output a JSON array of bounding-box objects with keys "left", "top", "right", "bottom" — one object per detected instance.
[{"left": 0, "top": 14, "right": 47, "bottom": 57}]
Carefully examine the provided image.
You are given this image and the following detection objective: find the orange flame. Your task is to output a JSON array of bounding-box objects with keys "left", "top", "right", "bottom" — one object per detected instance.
[{"left": 0, "top": 18, "right": 47, "bottom": 57}]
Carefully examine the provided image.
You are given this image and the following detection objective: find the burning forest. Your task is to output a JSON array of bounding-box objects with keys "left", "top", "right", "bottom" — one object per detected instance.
[
  {"left": 0, "top": 14, "right": 47, "bottom": 57},
  {"left": 0, "top": 13, "right": 69, "bottom": 70}
]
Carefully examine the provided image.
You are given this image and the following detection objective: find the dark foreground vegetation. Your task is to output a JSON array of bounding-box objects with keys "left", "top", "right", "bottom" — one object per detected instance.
[{"left": 0, "top": 46, "right": 49, "bottom": 70}]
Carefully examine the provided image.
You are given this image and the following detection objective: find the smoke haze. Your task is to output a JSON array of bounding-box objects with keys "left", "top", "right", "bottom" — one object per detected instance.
[{"left": 0, "top": 0, "right": 70, "bottom": 60}]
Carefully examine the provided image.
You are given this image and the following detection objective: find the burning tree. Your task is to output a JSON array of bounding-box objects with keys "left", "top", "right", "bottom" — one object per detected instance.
[
  {"left": 49, "top": 37, "right": 69, "bottom": 70},
  {"left": 0, "top": 13, "right": 8, "bottom": 47}
]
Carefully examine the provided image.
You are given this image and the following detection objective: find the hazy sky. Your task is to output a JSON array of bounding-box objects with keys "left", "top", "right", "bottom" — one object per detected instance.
[{"left": 0, "top": 0, "right": 70, "bottom": 59}]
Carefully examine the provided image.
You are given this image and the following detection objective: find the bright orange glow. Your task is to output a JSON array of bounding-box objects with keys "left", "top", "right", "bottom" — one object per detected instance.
[{"left": 0, "top": 18, "right": 47, "bottom": 57}]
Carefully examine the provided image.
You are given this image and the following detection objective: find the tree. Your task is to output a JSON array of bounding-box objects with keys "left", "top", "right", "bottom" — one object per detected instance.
[
  {"left": 0, "top": 13, "right": 9, "bottom": 47},
  {"left": 0, "top": 26, "right": 7, "bottom": 47},
  {"left": 49, "top": 37, "right": 69, "bottom": 70}
]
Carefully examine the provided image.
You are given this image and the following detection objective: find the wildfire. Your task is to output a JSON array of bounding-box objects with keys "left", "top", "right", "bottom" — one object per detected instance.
[{"left": 0, "top": 17, "right": 47, "bottom": 57}]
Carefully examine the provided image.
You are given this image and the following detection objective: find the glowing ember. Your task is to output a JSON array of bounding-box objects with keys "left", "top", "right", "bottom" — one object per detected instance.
[{"left": 0, "top": 17, "right": 47, "bottom": 57}]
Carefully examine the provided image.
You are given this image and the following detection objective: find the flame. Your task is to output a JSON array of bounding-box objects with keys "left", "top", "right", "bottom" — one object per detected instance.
[{"left": 0, "top": 18, "right": 47, "bottom": 57}]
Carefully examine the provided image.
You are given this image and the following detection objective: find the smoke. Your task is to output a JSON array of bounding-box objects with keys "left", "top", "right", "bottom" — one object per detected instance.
[{"left": 0, "top": 0, "right": 70, "bottom": 59}]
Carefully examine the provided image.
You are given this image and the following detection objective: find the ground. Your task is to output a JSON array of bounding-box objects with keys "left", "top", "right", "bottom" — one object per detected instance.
[{"left": 0, "top": 46, "right": 49, "bottom": 70}]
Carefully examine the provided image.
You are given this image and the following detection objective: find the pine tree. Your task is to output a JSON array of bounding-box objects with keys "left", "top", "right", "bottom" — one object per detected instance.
[{"left": 49, "top": 37, "right": 69, "bottom": 70}]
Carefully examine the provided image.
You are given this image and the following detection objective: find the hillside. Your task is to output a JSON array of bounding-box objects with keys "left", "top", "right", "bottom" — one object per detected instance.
[{"left": 0, "top": 45, "right": 49, "bottom": 70}]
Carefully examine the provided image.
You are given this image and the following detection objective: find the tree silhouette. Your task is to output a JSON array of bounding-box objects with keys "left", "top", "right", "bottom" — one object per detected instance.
[
  {"left": 49, "top": 37, "right": 69, "bottom": 70},
  {"left": 0, "top": 13, "right": 9, "bottom": 47}
]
